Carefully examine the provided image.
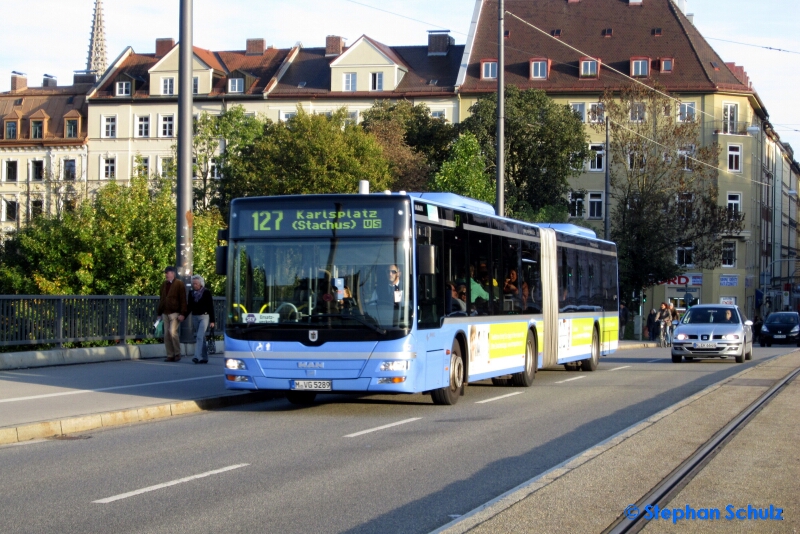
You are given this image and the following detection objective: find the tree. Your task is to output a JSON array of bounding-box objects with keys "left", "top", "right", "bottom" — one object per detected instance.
[
  {"left": 218, "top": 108, "right": 391, "bottom": 204},
  {"left": 597, "top": 83, "right": 745, "bottom": 299},
  {"left": 364, "top": 117, "right": 430, "bottom": 192},
  {"left": 461, "top": 86, "right": 589, "bottom": 219},
  {"left": 361, "top": 100, "right": 457, "bottom": 174},
  {"left": 429, "top": 133, "right": 495, "bottom": 204}
]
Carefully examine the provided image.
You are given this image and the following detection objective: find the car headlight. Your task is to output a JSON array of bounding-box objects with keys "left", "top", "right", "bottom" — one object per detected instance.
[
  {"left": 723, "top": 334, "right": 740, "bottom": 340},
  {"left": 675, "top": 333, "right": 688, "bottom": 341},
  {"left": 791, "top": 326, "right": 800, "bottom": 334},
  {"left": 761, "top": 326, "right": 769, "bottom": 333}
]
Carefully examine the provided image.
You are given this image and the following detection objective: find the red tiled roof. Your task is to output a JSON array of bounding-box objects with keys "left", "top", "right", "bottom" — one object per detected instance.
[
  {"left": 0, "top": 86, "right": 88, "bottom": 142},
  {"left": 460, "top": 0, "right": 751, "bottom": 95}
]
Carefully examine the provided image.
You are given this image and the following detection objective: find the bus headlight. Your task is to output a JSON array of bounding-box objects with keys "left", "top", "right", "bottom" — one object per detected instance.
[
  {"left": 379, "top": 361, "right": 410, "bottom": 371},
  {"left": 226, "top": 359, "right": 246, "bottom": 370}
]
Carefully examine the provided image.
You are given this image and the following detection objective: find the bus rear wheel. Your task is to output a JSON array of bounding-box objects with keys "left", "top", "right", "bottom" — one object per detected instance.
[
  {"left": 286, "top": 391, "right": 317, "bottom": 405},
  {"left": 512, "top": 330, "right": 536, "bottom": 387},
  {"left": 432, "top": 341, "right": 464, "bottom": 405},
  {"left": 581, "top": 327, "right": 600, "bottom": 371}
]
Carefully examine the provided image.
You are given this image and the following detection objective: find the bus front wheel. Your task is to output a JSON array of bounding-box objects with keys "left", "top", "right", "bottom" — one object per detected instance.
[
  {"left": 432, "top": 341, "right": 464, "bottom": 405},
  {"left": 511, "top": 330, "right": 536, "bottom": 387}
]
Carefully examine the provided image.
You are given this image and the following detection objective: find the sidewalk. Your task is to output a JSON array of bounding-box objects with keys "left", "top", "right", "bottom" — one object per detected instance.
[{"left": 437, "top": 351, "right": 800, "bottom": 533}]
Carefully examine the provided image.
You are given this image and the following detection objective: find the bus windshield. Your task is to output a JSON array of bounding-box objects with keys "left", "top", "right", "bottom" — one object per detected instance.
[{"left": 228, "top": 237, "right": 411, "bottom": 334}]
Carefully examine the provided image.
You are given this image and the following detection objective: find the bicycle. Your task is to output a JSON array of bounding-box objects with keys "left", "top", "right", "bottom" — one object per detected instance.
[{"left": 658, "top": 320, "right": 669, "bottom": 348}]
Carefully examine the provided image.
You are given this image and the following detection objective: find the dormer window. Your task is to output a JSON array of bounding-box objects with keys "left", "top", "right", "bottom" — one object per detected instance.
[
  {"left": 631, "top": 58, "right": 649, "bottom": 77},
  {"left": 530, "top": 59, "right": 550, "bottom": 80},
  {"left": 228, "top": 78, "right": 244, "bottom": 93},
  {"left": 162, "top": 77, "right": 174, "bottom": 95},
  {"left": 552, "top": 29, "right": 562, "bottom": 38},
  {"left": 370, "top": 72, "right": 383, "bottom": 91},
  {"left": 66, "top": 119, "right": 78, "bottom": 138},
  {"left": 428, "top": 79, "right": 438, "bottom": 86},
  {"left": 116, "top": 81, "right": 131, "bottom": 96},
  {"left": 653, "top": 28, "right": 663, "bottom": 36},
  {"left": 580, "top": 58, "right": 599, "bottom": 78},
  {"left": 193, "top": 77, "right": 199, "bottom": 95},
  {"left": 31, "top": 120, "right": 43, "bottom": 139},
  {"left": 601, "top": 28, "right": 613, "bottom": 37},
  {"left": 5, "top": 121, "right": 17, "bottom": 140},
  {"left": 481, "top": 60, "right": 498, "bottom": 80},
  {"left": 343, "top": 73, "right": 357, "bottom": 92},
  {"left": 660, "top": 58, "right": 674, "bottom": 73}
]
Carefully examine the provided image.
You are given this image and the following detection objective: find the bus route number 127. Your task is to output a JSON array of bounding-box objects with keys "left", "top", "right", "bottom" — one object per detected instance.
[{"left": 252, "top": 210, "right": 284, "bottom": 232}]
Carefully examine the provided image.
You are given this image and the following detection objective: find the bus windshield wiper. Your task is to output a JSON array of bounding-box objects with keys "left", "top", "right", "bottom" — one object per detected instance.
[{"left": 312, "top": 312, "right": 387, "bottom": 334}]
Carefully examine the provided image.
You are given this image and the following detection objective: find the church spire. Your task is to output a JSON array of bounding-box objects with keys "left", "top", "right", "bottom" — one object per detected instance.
[{"left": 86, "top": 0, "right": 108, "bottom": 74}]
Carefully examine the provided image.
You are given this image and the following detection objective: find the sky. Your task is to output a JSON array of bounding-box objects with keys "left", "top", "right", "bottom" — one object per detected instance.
[{"left": 1, "top": 0, "right": 798, "bottom": 149}]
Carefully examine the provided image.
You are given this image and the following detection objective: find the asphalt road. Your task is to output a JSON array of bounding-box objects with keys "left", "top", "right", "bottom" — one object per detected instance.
[{"left": 1, "top": 346, "right": 794, "bottom": 534}]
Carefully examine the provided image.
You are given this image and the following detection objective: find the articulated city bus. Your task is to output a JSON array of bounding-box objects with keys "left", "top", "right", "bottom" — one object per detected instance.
[{"left": 217, "top": 192, "right": 618, "bottom": 405}]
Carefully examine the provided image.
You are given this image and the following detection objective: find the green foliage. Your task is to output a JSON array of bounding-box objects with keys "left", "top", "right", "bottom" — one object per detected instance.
[
  {"left": 429, "top": 133, "right": 495, "bottom": 204},
  {"left": 0, "top": 176, "right": 224, "bottom": 296},
  {"left": 192, "top": 208, "right": 226, "bottom": 295},
  {"left": 461, "top": 86, "right": 589, "bottom": 216},
  {"left": 219, "top": 107, "right": 391, "bottom": 203}
]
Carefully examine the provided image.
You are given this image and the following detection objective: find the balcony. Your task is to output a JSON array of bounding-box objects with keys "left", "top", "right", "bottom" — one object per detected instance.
[{"left": 710, "top": 121, "right": 753, "bottom": 136}]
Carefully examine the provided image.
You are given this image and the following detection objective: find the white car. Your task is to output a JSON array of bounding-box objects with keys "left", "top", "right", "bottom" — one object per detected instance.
[{"left": 670, "top": 304, "right": 753, "bottom": 363}]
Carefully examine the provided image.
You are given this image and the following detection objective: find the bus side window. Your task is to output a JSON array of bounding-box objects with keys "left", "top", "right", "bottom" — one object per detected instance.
[
  {"left": 467, "top": 231, "right": 490, "bottom": 316},
  {"left": 416, "top": 224, "right": 444, "bottom": 329},
  {"left": 443, "top": 228, "right": 468, "bottom": 316}
]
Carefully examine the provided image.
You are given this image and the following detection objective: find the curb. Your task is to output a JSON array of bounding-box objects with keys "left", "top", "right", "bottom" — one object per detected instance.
[{"left": 0, "top": 391, "right": 276, "bottom": 446}]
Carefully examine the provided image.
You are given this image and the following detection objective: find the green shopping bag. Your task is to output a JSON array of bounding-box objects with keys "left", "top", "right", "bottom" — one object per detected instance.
[{"left": 154, "top": 319, "right": 164, "bottom": 338}]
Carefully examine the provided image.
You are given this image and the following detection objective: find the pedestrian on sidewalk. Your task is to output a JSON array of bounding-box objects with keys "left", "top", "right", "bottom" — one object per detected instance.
[
  {"left": 619, "top": 303, "right": 629, "bottom": 340},
  {"left": 647, "top": 308, "right": 657, "bottom": 341},
  {"left": 157, "top": 266, "right": 187, "bottom": 362},
  {"left": 188, "top": 274, "right": 215, "bottom": 364}
]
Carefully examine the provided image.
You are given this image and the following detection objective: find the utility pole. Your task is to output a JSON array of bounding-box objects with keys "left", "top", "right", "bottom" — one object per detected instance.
[
  {"left": 177, "top": 0, "right": 193, "bottom": 281},
  {"left": 604, "top": 116, "right": 610, "bottom": 240},
  {"left": 495, "top": 0, "right": 505, "bottom": 217}
]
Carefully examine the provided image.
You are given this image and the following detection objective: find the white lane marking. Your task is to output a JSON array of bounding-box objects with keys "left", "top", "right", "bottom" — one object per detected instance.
[
  {"left": 475, "top": 392, "right": 523, "bottom": 404},
  {"left": 647, "top": 359, "right": 663, "bottom": 363},
  {"left": 554, "top": 376, "right": 585, "bottom": 384},
  {"left": 606, "top": 366, "right": 632, "bottom": 372},
  {"left": 0, "top": 376, "right": 219, "bottom": 404},
  {"left": 93, "top": 464, "right": 249, "bottom": 504},
  {"left": 344, "top": 418, "right": 421, "bottom": 438}
]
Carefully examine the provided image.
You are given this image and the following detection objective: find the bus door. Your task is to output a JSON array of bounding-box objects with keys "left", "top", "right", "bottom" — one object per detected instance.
[{"left": 416, "top": 224, "right": 444, "bottom": 329}]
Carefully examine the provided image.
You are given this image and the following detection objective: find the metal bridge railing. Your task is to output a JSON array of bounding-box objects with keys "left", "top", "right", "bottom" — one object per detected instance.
[{"left": 0, "top": 296, "right": 226, "bottom": 348}]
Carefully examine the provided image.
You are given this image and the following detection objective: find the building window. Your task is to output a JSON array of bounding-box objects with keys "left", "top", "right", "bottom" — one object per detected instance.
[
  {"left": 370, "top": 72, "right": 383, "bottom": 91},
  {"left": 31, "top": 121, "right": 43, "bottom": 139},
  {"left": 481, "top": 61, "right": 498, "bottom": 80},
  {"left": 661, "top": 58, "right": 673, "bottom": 73},
  {"left": 162, "top": 77, "right": 175, "bottom": 95},
  {"left": 722, "top": 241, "right": 736, "bottom": 267},
  {"left": 280, "top": 111, "right": 297, "bottom": 122},
  {"left": 137, "top": 116, "right": 150, "bottom": 138},
  {"left": 210, "top": 158, "right": 221, "bottom": 179},
  {"left": 66, "top": 119, "right": 78, "bottom": 138},
  {"left": 569, "top": 191, "right": 584, "bottom": 218},
  {"left": 530, "top": 60, "right": 548, "bottom": 79},
  {"left": 193, "top": 77, "right": 199, "bottom": 95},
  {"left": 631, "top": 59, "right": 649, "bottom": 77},
  {"left": 588, "top": 192, "right": 603, "bottom": 219},
  {"left": 63, "top": 159, "right": 76, "bottom": 181},
  {"left": 3, "top": 199, "right": 17, "bottom": 222},
  {"left": 228, "top": 78, "right": 244, "bottom": 93},
  {"left": 728, "top": 144, "right": 742, "bottom": 172},
  {"left": 343, "top": 73, "right": 357, "bottom": 91},
  {"left": 630, "top": 102, "right": 645, "bottom": 122},
  {"left": 5, "top": 161, "right": 17, "bottom": 182},
  {"left": 63, "top": 196, "right": 77, "bottom": 213},
  {"left": 160, "top": 157, "right": 173, "bottom": 178},
  {"left": 431, "top": 110, "right": 446, "bottom": 120},
  {"left": 676, "top": 244, "right": 693, "bottom": 267},
  {"left": 104, "top": 157, "right": 115, "bottom": 179},
  {"left": 589, "top": 144, "right": 605, "bottom": 171},
  {"left": 723, "top": 103, "right": 738, "bottom": 134},
  {"left": 589, "top": 103, "right": 604, "bottom": 123},
  {"left": 116, "top": 81, "right": 131, "bottom": 96},
  {"left": 103, "top": 116, "right": 116, "bottom": 138},
  {"left": 136, "top": 156, "right": 150, "bottom": 177},
  {"left": 580, "top": 59, "right": 598, "bottom": 78},
  {"left": 31, "top": 161, "right": 44, "bottom": 181},
  {"left": 5, "top": 121, "right": 17, "bottom": 139},
  {"left": 570, "top": 103, "right": 585, "bottom": 122},
  {"left": 727, "top": 193, "right": 741, "bottom": 219},
  {"left": 628, "top": 151, "right": 646, "bottom": 170},
  {"left": 678, "top": 145, "right": 695, "bottom": 171},
  {"left": 161, "top": 115, "right": 174, "bottom": 138},
  {"left": 30, "top": 199, "right": 43, "bottom": 219},
  {"left": 679, "top": 102, "right": 696, "bottom": 122},
  {"left": 346, "top": 111, "right": 358, "bottom": 125}
]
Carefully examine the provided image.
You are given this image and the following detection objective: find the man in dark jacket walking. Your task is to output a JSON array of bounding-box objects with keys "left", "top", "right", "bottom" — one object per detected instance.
[{"left": 157, "top": 266, "right": 187, "bottom": 361}]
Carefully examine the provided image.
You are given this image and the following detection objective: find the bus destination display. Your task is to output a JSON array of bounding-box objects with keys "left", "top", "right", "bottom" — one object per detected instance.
[{"left": 237, "top": 205, "right": 398, "bottom": 237}]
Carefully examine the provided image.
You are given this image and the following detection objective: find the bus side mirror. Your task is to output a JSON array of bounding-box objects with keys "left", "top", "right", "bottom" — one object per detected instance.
[
  {"left": 418, "top": 245, "right": 436, "bottom": 276},
  {"left": 215, "top": 246, "right": 228, "bottom": 275}
]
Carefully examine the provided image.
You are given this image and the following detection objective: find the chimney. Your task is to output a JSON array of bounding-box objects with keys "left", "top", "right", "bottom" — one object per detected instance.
[
  {"left": 246, "top": 38, "right": 266, "bottom": 56},
  {"left": 11, "top": 73, "right": 27, "bottom": 92},
  {"left": 686, "top": 13, "right": 694, "bottom": 24},
  {"left": 428, "top": 31, "right": 454, "bottom": 56},
  {"left": 326, "top": 35, "right": 344, "bottom": 57},
  {"left": 73, "top": 72, "right": 98, "bottom": 84},
  {"left": 42, "top": 75, "right": 57, "bottom": 88},
  {"left": 155, "top": 38, "right": 175, "bottom": 59}
]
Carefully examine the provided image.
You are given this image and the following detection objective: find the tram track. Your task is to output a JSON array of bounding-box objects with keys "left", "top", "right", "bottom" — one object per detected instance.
[{"left": 603, "top": 365, "right": 800, "bottom": 534}]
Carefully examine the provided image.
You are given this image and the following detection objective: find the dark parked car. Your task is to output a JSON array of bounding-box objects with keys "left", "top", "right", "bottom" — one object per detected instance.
[{"left": 759, "top": 312, "right": 800, "bottom": 347}]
